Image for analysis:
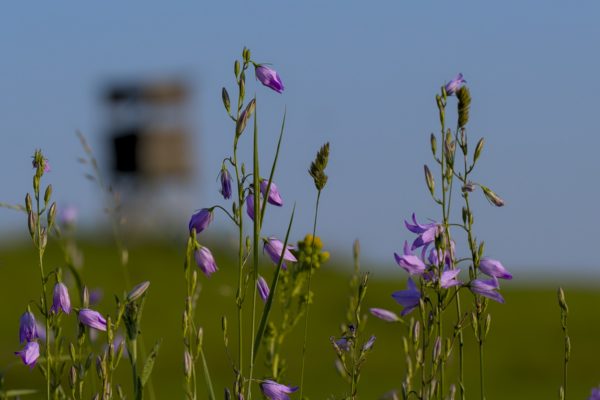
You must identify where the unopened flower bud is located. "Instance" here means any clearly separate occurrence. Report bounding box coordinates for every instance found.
[25,193,32,214]
[222,87,231,113]
[27,211,35,238]
[424,165,435,196]
[184,350,193,378]
[235,99,255,137]
[481,186,504,207]
[473,138,485,163]
[557,287,568,313]
[196,327,204,348]
[69,366,77,388]
[44,185,52,205]
[430,133,437,157]
[40,228,47,249]
[127,281,150,302]
[47,202,56,228]
[234,60,240,77]
[433,336,442,362]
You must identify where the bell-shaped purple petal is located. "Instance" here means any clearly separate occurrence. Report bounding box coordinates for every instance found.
[392,278,421,316]
[51,282,71,314]
[219,168,232,200]
[264,237,297,269]
[260,179,284,206]
[362,335,376,351]
[440,269,461,288]
[370,308,400,322]
[257,275,270,303]
[470,277,504,303]
[404,213,436,234]
[394,241,426,275]
[255,65,284,94]
[195,246,218,277]
[188,208,213,234]
[15,341,40,369]
[19,311,38,343]
[479,258,512,280]
[411,225,438,250]
[259,380,298,400]
[78,309,107,331]
[334,337,351,352]
[445,73,466,95]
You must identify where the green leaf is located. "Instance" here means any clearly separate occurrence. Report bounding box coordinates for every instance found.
[141,340,162,387]
[2,389,38,397]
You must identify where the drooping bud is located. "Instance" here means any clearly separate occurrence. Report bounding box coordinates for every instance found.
[481,186,505,207]
[430,133,437,157]
[255,65,284,93]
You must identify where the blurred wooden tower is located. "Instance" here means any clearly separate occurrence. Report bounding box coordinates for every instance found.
[104,79,196,234]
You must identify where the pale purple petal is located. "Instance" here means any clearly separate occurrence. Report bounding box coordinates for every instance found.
[369,308,400,322]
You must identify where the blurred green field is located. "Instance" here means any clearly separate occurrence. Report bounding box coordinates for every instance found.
[1,238,599,399]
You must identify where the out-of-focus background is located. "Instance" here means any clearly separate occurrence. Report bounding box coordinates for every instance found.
[1,2,600,399]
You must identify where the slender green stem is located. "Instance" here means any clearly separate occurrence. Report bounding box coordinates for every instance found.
[252,206,295,361]
[232,138,245,394]
[35,192,51,400]
[199,346,216,400]
[479,337,485,400]
[299,190,322,397]
[247,105,260,400]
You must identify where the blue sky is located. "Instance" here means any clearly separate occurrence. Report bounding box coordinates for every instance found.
[1,2,599,275]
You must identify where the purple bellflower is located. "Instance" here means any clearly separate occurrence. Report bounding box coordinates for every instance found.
[255,65,284,94]
[588,385,600,400]
[260,380,298,400]
[15,341,40,369]
[394,241,426,276]
[405,213,439,251]
[257,275,270,303]
[445,73,466,95]
[246,194,264,221]
[470,277,504,303]
[260,179,284,206]
[19,311,38,343]
[59,205,78,226]
[195,246,218,277]
[89,288,103,306]
[219,168,232,200]
[369,308,400,322]
[189,208,213,234]
[440,268,461,288]
[264,237,297,269]
[334,337,351,352]
[78,309,107,331]
[392,278,421,316]
[479,257,512,280]
[51,282,71,314]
